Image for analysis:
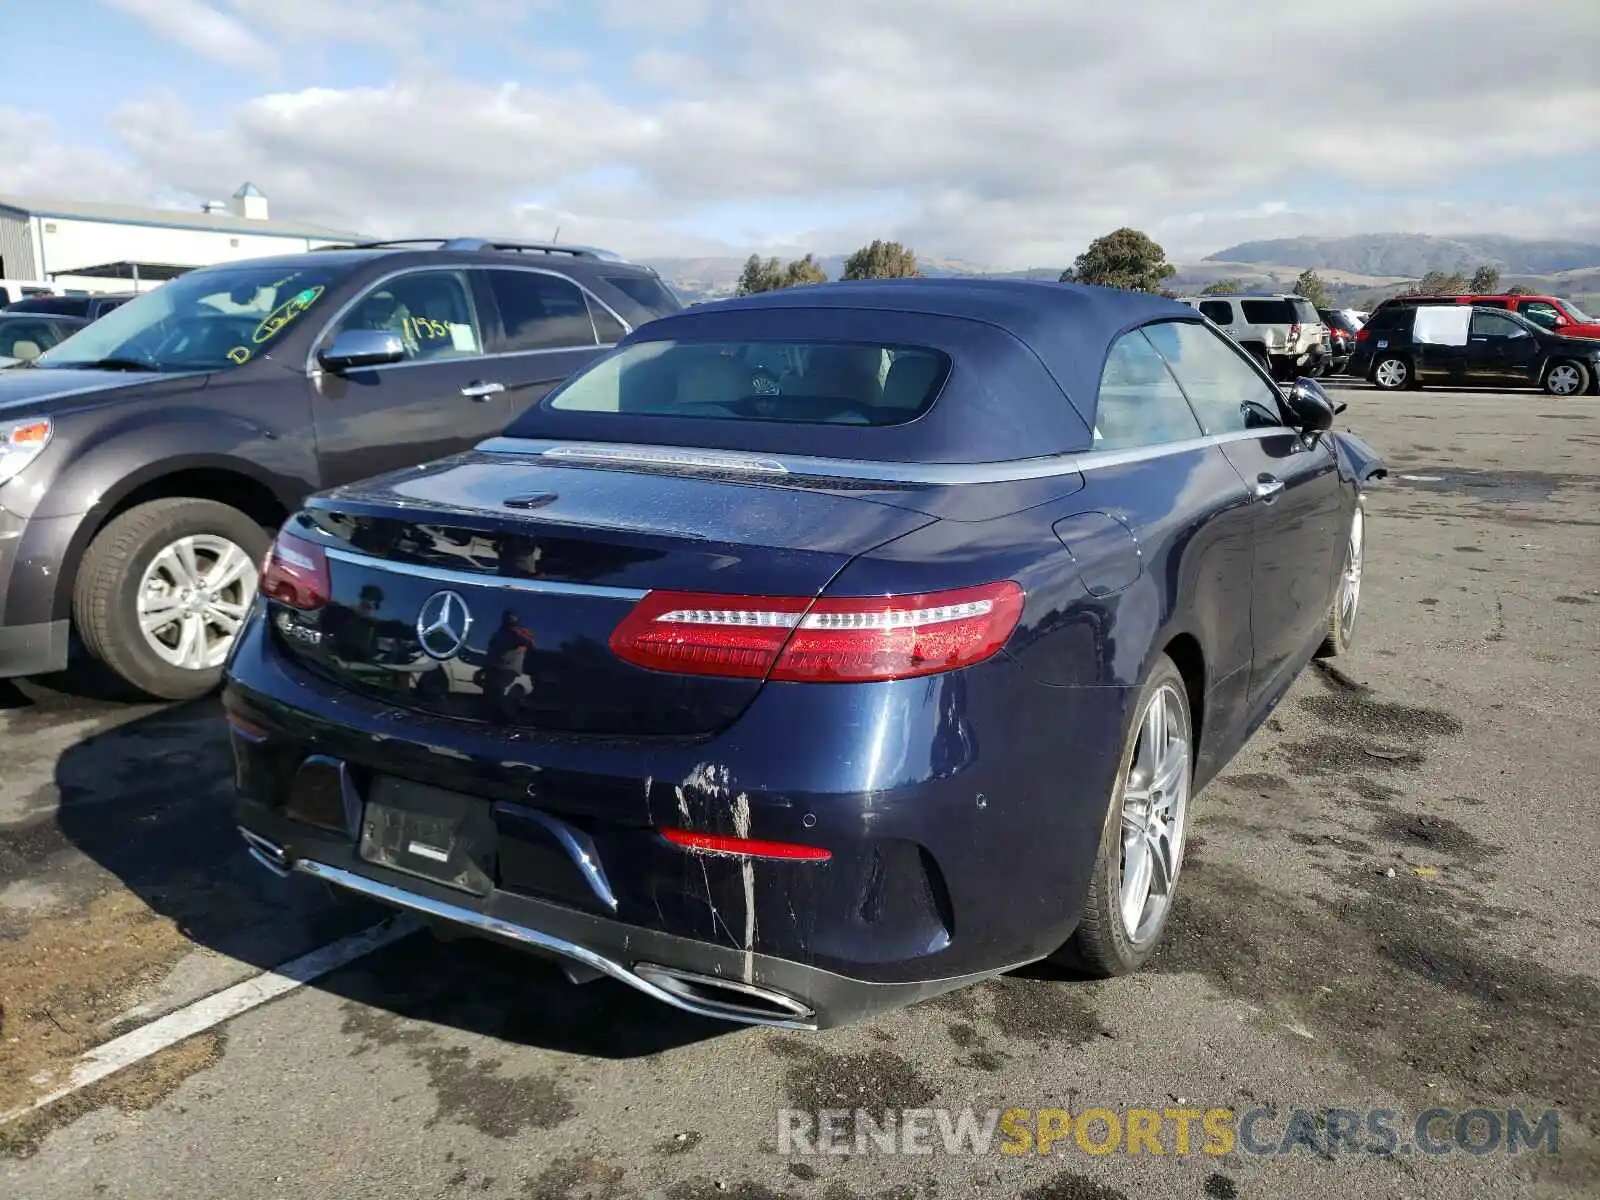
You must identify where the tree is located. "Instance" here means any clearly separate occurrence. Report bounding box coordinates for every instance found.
[1293,269,1331,309]
[736,254,785,296]
[1062,227,1176,293]
[782,253,828,287]
[1200,279,1243,295]
[1507,284,1536,296]
[841,240,918,281]
[1469,264,1501,294]
[1406,270,1468,296]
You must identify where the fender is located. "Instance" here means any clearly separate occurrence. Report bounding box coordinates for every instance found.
[19,409,316,625]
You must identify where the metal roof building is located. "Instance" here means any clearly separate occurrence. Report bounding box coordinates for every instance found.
[0,183,363,295]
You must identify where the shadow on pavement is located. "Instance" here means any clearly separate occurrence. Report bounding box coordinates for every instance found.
[50,695,728,1060]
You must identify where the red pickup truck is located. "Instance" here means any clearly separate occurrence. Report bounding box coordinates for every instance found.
[1370,293,1600,339]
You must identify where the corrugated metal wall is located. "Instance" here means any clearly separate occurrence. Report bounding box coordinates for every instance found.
[0,214,38,279]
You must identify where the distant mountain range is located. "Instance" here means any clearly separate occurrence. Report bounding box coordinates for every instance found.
[647,235,1600,306]
[1203,234,1600,277]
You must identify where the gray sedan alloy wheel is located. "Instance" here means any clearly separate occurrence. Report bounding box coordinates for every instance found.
[136,534,259,670]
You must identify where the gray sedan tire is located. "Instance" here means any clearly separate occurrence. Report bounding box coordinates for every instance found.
[73,497,269,701]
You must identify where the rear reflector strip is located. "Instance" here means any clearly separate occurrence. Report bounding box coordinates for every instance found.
[661,829,832,861]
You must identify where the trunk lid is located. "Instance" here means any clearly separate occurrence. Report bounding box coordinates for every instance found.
[274,453,937,736]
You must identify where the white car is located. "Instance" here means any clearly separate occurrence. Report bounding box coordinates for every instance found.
[1177,293,1332,380]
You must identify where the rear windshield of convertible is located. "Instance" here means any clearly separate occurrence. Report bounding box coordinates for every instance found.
[536,339,950,427]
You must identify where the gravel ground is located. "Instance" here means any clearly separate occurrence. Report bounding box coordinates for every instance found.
[1,385,1597,1200]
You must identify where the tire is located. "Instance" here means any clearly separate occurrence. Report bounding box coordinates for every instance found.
[1316,502,1365,659]
[1371,355,1411,391]
[1245,346,1271,376]
[72,498,270,701]
[1060,654,1194,976]
[1543,359,1590,398]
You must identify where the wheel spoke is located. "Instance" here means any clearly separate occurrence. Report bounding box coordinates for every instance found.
[206,544,252,592]
[172,538,203,589]
[1120,837,1152,934]
[172,614,205,668]
[206,606,242,636]
[1151,741,1188,800]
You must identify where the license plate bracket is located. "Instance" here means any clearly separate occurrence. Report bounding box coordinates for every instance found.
[358,776,496,896]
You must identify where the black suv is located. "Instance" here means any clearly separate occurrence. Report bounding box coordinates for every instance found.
[1350,303,1600,396]
[0,238,680,698]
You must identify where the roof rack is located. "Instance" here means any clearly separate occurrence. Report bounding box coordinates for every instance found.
[316,237,630,263]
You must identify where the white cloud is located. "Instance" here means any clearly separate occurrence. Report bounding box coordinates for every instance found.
[26,1,1600,263]
[107,0,278,74]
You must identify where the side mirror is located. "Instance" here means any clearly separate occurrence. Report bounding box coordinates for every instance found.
[1284,377,1335,433]
[1554,314,1571,327]
[317,329,404,373]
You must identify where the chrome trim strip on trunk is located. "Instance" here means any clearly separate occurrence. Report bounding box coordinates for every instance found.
[323,548,649,601]
[291,859,819,1030]
[476,428,1294,487]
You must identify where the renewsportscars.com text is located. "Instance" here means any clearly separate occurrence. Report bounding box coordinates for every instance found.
[777,1106,1560,1159]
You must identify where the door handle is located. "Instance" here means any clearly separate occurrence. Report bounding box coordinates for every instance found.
[1253,475,1285,502]
[460,381,506,399]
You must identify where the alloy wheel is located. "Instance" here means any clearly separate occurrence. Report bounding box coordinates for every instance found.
[1339,506,1365,640]
[1374,359,1406,389]
[136,534,258,670]
[1547,364,1583,396]
[1118,682,1192,944]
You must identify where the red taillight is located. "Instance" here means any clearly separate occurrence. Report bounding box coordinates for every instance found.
[608,581,1024,683]
[1356,327,1370,342]
[261,528,330,611]
[661,828,832,861]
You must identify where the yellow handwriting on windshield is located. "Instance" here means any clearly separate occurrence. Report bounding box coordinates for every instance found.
[226,346,251,365]
[252,285,326,345]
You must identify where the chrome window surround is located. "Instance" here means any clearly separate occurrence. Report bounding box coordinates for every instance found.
[476,425,1305,487]
[304,263,633,376]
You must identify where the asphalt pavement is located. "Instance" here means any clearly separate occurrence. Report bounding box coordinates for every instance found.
[2,385,1597,1199]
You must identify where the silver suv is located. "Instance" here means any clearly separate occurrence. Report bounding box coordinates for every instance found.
[1178,293,1330,381]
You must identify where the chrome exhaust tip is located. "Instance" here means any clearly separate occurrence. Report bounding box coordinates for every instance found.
[239,827,291,878]
[633,963,816,1025]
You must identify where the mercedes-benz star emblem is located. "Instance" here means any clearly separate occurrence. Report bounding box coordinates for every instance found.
[416,590,472,660]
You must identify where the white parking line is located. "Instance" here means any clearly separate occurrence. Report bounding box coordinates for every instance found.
[1,914,422,1125]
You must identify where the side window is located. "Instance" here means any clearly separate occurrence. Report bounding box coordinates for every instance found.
[1198,300,1233,325]
[333,270,481,361]
[587,295,626,344]
[1146,320,1285,435]
[1518,301,1560,328]
[1092,329,1204,450]
[486,270,598,352]
[1470,310,1528,339]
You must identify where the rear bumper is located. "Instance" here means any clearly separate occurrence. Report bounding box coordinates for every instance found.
[223,606,1134,1027]
[235,815,1014,1029]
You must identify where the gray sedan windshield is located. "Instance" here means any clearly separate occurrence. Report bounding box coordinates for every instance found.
[34,265,340,373]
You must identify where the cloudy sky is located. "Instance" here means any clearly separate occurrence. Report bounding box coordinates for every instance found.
[2,0,1597,267]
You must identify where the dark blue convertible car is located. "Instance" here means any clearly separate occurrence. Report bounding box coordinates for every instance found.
[223,279,1384,1029]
